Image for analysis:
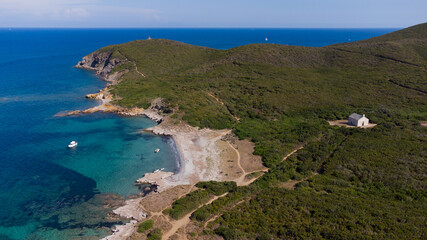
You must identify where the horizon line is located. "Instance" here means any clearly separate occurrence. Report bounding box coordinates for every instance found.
[0,26,402,30]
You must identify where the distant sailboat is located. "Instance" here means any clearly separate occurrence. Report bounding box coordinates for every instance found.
[68,141,78,148]
[265,37,268,41]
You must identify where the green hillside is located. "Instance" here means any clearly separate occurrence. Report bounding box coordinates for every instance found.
[103,25,426,128]
[87,23,426,239]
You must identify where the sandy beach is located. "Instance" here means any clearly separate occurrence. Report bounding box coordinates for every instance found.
[98,110,264,239]
[60,94,264,239]
[66,55,264,239]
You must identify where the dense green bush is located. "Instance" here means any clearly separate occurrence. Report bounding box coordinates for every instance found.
[137,219,154,233]
[208,122,427,239]
[195,181,237,195]
[191,186,255,222]
[214,227,247,240]
[167,189,212,220]
[147,228,162,240]
[87,24,427,239]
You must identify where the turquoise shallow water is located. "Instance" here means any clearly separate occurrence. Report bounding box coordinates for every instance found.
[0,28,397,240]
[32,114,179,196]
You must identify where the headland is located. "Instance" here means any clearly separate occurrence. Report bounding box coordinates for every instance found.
[66,49,265,240]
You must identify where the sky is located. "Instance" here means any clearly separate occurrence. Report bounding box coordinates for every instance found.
[0,0,426,28]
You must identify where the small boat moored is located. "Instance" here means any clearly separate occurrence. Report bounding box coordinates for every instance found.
[155,148,160,153]
[153,168,165,173]
[68,141,78,148]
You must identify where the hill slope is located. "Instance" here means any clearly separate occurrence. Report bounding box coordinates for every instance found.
[83,24,426,129]
[78,23,427,239]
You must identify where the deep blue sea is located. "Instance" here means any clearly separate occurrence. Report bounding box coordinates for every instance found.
[0,28,397,240]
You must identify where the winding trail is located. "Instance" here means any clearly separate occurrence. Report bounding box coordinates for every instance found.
[281,146,304,163]
[281,173,319,189]
[203,199,246,228]
[117,50,145,78]
[280,136,349,189]
[162,193,228,240]
[140,145,306,239]
[134,64,145,77]
[206,92,240,122]
[228,142,268,186]
[198,145,306,230]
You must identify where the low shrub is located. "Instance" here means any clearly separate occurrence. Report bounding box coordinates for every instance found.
[137,219,154,233]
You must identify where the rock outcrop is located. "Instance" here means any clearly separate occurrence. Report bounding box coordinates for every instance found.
[74,51,124,82]
[68,51,170,119]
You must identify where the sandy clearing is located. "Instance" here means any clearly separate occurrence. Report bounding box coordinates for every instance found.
[328,120,377,128]
[234,139,264,173]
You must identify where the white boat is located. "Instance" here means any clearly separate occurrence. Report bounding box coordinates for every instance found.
[265,37,268,41]
[68,141,78,148]
[155,148,160,153]
[153,168,165,173]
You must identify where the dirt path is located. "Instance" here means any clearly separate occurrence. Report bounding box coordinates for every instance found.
[228,144,304,187]
[227,142,245,186]
[280,136,348,189]
[281,146,304,163]
[140,146,304,239]
[280,173,318,189]
[201,146,305,229]
[206,92,240,122]
[203,199,245,228]
[117,50,145,78]
[228,141,268,186]
[162,193,228,240]
[134,64,145,77]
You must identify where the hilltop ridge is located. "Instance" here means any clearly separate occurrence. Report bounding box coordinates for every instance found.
[76,23,426,239]
[77,23,426,128]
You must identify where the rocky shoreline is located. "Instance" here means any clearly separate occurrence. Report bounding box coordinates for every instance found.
[58,50,165,119]
[62,51,168,240]
[69,50,262,240]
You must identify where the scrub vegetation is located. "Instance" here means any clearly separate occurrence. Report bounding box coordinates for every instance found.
[137,219,154,233]
[93,23,426,238]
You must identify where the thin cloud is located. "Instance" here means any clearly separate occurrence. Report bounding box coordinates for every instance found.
[88,5,160,20]
[0,0,160,26]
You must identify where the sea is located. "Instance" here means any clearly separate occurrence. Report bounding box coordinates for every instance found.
[0,28,397,240]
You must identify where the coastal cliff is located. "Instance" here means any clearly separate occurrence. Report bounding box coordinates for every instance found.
[65,49,147,117]
[74,51,125,83]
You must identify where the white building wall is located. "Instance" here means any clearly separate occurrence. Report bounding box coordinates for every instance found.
[357,117,369,127]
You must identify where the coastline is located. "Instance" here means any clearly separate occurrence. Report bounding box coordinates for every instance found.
[69,51,264,240]
[100,110,264,239]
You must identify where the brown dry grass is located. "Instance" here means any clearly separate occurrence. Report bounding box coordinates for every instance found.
[235,139,264,173]
[139,185,193,214]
